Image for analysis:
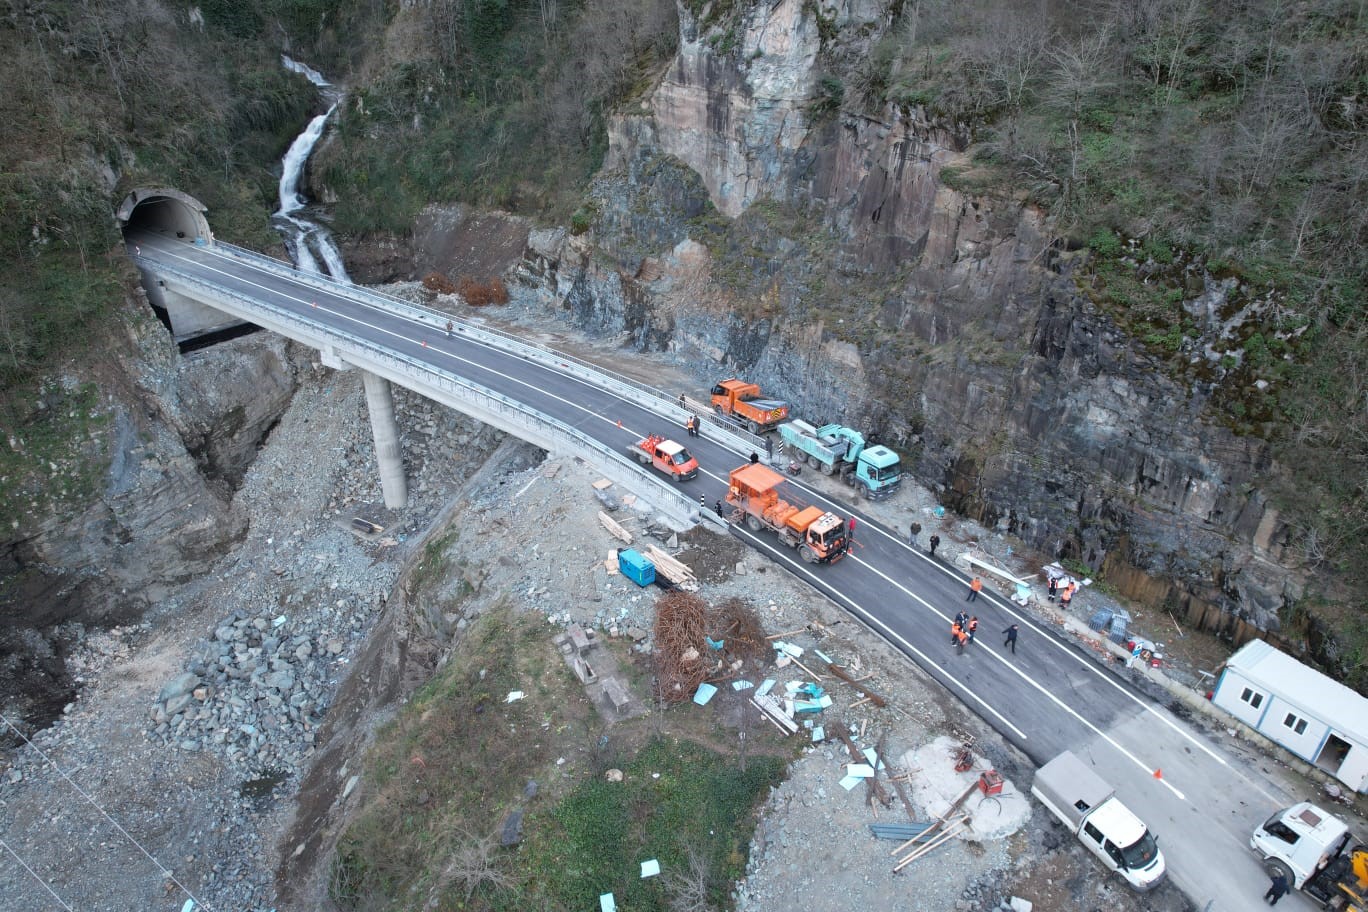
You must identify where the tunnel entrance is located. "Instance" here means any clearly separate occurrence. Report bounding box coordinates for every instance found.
[116,187,213,242]
[117,188,256,348]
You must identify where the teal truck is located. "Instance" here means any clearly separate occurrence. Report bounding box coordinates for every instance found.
[777,420,901,499]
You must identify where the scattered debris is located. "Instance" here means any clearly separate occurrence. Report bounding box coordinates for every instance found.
[644,545,698,590]
[692,682,718,705]
[639,859,660,878]
[654,592,711,702]
[504,691,525,703]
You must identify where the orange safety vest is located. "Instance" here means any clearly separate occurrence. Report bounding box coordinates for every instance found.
[970,578,982,592]
[968,618,978,633]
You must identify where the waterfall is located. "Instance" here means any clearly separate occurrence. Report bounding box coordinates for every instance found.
[273,56,350,283]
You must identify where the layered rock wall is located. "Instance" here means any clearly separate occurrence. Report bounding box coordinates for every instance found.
[519,0,1303,633]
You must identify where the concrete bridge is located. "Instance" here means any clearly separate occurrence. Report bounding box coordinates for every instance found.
[119,187,767,521]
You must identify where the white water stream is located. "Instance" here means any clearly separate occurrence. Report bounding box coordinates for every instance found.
[274,56,350,283]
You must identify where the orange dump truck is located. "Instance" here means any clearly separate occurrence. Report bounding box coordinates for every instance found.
[725,463,849,563]
[627,434,699,481]
[710,378,790,433]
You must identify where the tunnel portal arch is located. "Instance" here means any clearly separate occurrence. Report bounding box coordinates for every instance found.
[116,188,213,243]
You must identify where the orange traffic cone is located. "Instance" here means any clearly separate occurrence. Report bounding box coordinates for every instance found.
[1153,768,1163,780]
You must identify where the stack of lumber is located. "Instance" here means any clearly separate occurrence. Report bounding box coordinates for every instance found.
[598,511,632,544]
[644,545,698,591]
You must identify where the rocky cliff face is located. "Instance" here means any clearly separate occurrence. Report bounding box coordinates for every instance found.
[0,300,299,734]
[515,0,1304,636]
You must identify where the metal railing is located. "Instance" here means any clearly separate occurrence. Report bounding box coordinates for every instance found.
[208,241,769,455]
[145,257,711,526]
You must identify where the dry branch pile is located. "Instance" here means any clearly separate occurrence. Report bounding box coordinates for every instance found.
[654,592,710,703]
[711,598,767,669]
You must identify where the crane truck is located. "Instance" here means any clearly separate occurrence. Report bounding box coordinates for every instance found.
[627,434,699,481]
[710,379,790,433]
[777,420,901,499]
[1252,802,1368,909]
[725,462,849,563]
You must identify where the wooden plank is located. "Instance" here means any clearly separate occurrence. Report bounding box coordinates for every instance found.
[598,511,632,544]
[893,817,970,871]
[827,662,888,707]
[592,478,613,490]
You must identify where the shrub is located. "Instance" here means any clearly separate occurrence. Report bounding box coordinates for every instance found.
[456,276,511,307]
[422,272,457,295]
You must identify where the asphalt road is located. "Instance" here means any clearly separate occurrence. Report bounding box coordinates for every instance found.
[133,232,1324,911]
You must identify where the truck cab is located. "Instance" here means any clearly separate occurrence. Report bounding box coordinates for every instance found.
[1078,800,1165,890]
[854,444,901,497]
[1251,802,1353,890]
[793,510,848,563]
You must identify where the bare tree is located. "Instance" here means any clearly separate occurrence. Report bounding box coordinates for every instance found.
[432,828,513,903]
[666,847,718,912]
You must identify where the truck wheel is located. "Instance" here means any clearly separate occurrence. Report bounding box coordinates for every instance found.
[820,461,835,476]
[746,515,763,533]
[637,452,649,465]
[862,485,874,500]
[806,453,819,467]
[799,545,817,563]
[1262,859,1293,886]
[748,420,761,434]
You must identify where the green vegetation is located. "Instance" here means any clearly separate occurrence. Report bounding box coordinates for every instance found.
[316,0,680,233]
[0,382,112,523]
[0,2,342,394]
[329,605,788,911]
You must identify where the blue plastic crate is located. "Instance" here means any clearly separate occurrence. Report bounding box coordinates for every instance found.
[1088,609,1114,632]
[617,549,656,587]
[1109,609,1131,644]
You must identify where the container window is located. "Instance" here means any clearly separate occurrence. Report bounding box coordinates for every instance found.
[1283,713,1308,735]
[1240,687,1264,709]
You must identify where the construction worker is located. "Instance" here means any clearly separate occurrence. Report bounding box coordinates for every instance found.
[929,533,940,556]
[966,576,982,602]
[1061,582,1076,609]
[951,622,968,653]
[967,616,979,643]
[954,609,969,631]
[714,499,724,518]
[1047,576,1058,601]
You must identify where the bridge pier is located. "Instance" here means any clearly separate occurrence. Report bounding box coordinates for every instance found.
[361,371,408,510]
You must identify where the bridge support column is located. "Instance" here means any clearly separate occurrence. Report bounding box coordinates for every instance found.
[361,371,408,510]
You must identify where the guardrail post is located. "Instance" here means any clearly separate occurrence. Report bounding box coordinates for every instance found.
[361,371,408,510]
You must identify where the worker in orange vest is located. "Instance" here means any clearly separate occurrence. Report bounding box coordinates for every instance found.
[951,622,968,653]
[966,576,982,602]
[967,616,979,643]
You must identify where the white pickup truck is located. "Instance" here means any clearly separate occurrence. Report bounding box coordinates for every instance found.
[1031,751,1167,891]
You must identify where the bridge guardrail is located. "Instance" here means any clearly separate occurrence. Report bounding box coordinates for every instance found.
[209,241,770,457]
[148,259,714,527]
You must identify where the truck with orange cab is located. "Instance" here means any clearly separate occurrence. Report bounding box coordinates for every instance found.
[710,379,790,433]
[627,434,699,481]
[725,463,849,563]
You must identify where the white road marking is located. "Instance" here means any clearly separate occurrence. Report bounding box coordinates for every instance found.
[727,525,1029,740]
[775,465,1227,768]
[850,553,1187,799]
